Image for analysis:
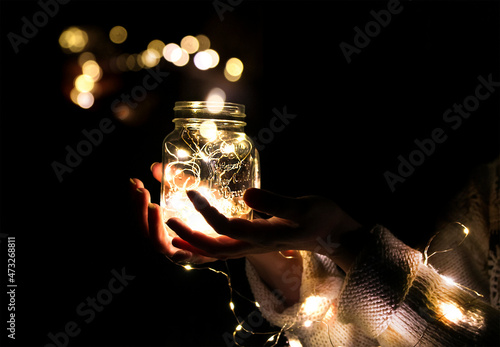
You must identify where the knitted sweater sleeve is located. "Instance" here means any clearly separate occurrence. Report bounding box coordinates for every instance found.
[245,159,500,346]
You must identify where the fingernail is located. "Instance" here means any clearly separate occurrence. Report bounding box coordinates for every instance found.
[150,162,158,172]
[130,178,137,186]
[148,203,156,210]
[136,188,144,194]
[186,190,208,210]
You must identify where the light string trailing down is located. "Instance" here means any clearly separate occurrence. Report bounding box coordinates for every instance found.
[423,221,470,266]
[165,251,339,347]
[414,222,487,347]
[163,256,290,346]
[166,221,482,347]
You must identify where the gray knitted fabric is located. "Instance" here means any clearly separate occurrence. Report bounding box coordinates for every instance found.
[246,159,499,346]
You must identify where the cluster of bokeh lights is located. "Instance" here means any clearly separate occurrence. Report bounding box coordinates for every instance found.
[60,25,244,110]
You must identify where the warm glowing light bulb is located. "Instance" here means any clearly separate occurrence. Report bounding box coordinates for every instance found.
[183,264,193,271]
[177,149,190,158]
[303,320,313,328]
[229,302,235,310]
[235,324,242,331]
[439,302,464,323]
[303,295,323,316]
[442,275,456,286]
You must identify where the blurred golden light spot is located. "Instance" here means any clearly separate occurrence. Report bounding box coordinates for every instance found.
[69,88,80,104]
[206,88,226,113]
[163,43,181,62]
[126,54,141,71]
[59,27,88,53]
[78,52,96,66]
[200,120,218,140]
[109,26,127,44]
[147,39,165,56]
[82,60,102,81]
[180,35,199,54]
[76,92,94,109]
[173,48,189,67]
[225,57,244,77]
[196,34,210,51]
[194,51,212,70]
[136,53,145,69]
[114,104,131,121]
[116,53,129,72]
[141,49,161,68]
[206,49,219,68]
[224,68,241,82]
[74,74,95,93]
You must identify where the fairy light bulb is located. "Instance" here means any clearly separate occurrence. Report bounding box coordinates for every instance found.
[161,101,260,236]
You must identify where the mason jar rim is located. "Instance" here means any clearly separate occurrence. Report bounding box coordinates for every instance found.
[173,101,246,119]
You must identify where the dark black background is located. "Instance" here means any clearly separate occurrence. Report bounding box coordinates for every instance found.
[1,0,499,346]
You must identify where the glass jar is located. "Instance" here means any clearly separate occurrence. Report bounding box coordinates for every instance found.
[161,101,260,237]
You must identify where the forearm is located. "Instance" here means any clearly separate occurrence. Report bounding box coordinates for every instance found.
[246,251,303,308]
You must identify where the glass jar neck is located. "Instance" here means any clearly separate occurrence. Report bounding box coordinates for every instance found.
[173,101,246,122]
[173,118,246,132]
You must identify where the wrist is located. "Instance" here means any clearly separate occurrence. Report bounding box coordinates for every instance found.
[326,225,372,272]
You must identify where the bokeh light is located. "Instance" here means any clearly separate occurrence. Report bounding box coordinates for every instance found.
[196,34,211,51]
[206,87,226,113]
[224,57,243,82]
[59,27,88,52]
[224,58,243,82]
[82,60,102,81]
[74,74,95,93]
[141,49,161,68]
[147,39,165,56]
[225,57,244,76]
[206,49,219,68]
[194,51,212,70]
[180,35,199,54]
[109,26,128,44]
[78,52,96,67]
[76,92,95,109]
[163,43,181,62]
[173,48,189,67]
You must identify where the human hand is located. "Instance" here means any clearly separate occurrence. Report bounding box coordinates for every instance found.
[168,187,364,271]
[130,163,217,264]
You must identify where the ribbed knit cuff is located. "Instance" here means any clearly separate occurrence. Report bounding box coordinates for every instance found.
[337,225,423,338]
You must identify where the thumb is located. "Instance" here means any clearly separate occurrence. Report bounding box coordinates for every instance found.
[243,188,304,220]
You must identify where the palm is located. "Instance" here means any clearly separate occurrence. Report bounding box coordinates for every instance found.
[168,190,352,259]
